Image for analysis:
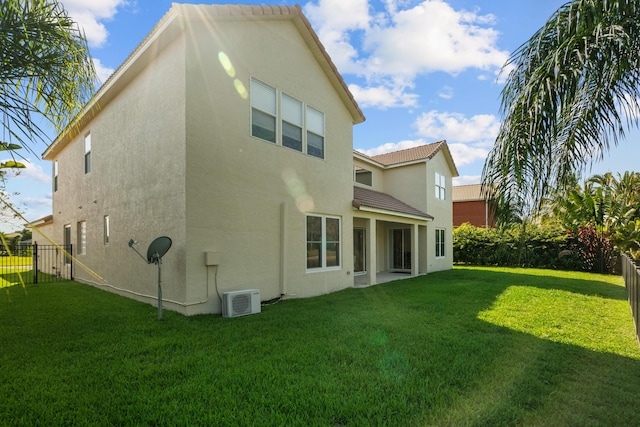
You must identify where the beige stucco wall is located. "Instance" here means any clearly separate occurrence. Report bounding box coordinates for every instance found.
[424,152,454,272]
[181,17,356,314]
[367,153,455,273]
[46,33,189,311]
[383,163,428,212]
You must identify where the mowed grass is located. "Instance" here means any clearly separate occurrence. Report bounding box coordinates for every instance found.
[0,256,33,288]
[1,266,639,426]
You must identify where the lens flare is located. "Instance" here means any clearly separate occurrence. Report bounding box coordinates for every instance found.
[282,168,315,212]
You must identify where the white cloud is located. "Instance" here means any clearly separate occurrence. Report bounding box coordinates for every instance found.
[414,110,500,144]
[348,83,418,109]
[438,85,454,100]
[453,175,482,186]
[93,58,115,84]
[447,142,489,167]
[21,197,52,208]
[304,0,370,75]
[3,159,50,183]
[363,1,507,78]
[305,0,509,109]
[61,0,128,48]
[357,139,431,156]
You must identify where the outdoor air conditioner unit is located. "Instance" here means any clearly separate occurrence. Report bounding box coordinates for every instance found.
[222,289,261,318]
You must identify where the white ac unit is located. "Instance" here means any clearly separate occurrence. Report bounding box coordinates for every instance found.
[222,289,261,318]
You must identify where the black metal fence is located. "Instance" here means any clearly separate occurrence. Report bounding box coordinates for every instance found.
[0,244,73,286]
[620,253,640,346]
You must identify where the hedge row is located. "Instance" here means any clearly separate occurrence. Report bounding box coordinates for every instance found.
[453,223,586,271]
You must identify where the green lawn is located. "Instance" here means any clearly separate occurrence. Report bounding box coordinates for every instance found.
[1,266,639,426]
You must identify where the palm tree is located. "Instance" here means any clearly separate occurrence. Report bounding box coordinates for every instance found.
[483,0,640,221]
[0,0,96,157]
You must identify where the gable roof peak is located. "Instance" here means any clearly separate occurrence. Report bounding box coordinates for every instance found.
[369,140,446,166]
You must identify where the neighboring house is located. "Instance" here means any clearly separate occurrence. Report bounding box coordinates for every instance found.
[31,4,457,315]
[452,184,495,228]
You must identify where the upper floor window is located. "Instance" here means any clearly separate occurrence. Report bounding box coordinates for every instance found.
[282,94,303,152]
[53,161,58,192]
[435,172,446,200]
[306,106,325,159]
[84,133,92,174]
[251,77,325,159]
[354,166,372,186]
[250,79,276,143]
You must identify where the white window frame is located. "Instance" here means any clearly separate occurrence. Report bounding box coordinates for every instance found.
[435,228,445,258]
[77,221,87,255]
[306,214,341,272]
[104,215,110,246]
[250,79,277,143]
[435,172,446,200]
[64,224,71,264]
[53,161,58,192]
[250,77,325,159]
[84,133,92,174]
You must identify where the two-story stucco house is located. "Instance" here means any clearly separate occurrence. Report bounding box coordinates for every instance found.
[352,143,458,287]
[32,4,457,315]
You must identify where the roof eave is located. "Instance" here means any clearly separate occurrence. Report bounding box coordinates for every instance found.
[352,205,433,222]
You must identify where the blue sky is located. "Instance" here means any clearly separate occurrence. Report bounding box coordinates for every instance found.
[7,0,640,232]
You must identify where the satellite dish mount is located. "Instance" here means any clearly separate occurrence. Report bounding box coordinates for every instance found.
[128,236,172,320]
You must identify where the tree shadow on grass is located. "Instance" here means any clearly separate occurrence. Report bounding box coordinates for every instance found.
[356,268,640,424]
[1,270,639,426]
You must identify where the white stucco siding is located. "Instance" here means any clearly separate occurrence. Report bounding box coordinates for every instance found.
[49,34,189,310]
[182,18,356,313]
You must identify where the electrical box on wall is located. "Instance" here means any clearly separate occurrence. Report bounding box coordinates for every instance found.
[204,251,220,266]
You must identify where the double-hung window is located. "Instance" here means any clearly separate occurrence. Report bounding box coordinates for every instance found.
[435,172,446,200]
[306,215,341,271]
[251,78,325,159]
[282,94,303,152]
[251,79,277,143]
[306,106,325,159]
[435,228,445,258]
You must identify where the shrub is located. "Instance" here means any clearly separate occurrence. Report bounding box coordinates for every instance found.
[453,223,584,271]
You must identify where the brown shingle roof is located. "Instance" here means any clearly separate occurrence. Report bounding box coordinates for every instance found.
[353,186,433,220]
[369,141,445,166]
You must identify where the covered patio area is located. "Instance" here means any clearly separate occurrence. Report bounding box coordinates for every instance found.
[353,271,418,287]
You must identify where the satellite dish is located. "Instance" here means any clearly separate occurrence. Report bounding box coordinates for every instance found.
[147,236,172,264]
[128,235,173,320]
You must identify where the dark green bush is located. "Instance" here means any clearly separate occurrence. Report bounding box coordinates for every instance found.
[453,223,584,271]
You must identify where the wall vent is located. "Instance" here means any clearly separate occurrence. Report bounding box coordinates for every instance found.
[222,289,261,318]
